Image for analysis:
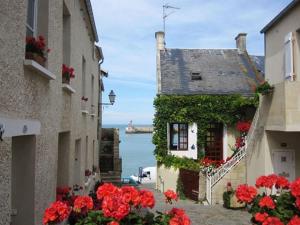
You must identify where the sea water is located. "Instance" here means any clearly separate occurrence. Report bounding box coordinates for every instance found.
[103,124,156,178]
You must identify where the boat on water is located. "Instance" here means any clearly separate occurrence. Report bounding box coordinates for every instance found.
[130,166,156,184]
[125,120,153,134]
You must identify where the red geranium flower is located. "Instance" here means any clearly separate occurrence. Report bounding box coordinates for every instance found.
[121,186,140,207]
[164,189,178,204]
[139,189,155,208]
[235,184,257,203]
[108,221,120,225]
[97,183,119,200]
[43,201,70,225]
[255,212,269,223]
[262,217,284,225]
[275,176,289,189]
[256,174,278,189]
[259,196,276,209]
[296,197,300,210]
[73,196,93,212]
[168,208,191,225]
[288,216,300,225]
[102,194,130,221]
[236,121,251,133]
[290,178,300,197]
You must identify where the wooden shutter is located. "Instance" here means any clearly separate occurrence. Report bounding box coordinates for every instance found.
[284,32,294,80]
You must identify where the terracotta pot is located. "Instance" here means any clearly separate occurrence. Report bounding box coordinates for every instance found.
[229,194,246,209]
[25,52,46,67]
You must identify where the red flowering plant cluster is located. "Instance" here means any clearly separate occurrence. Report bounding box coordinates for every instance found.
[230,121,252,155]
[200,156,232,174]
[26,36,50,58]
[43,184,191,225]
[62,64,75,84]
[56,186,77,207]
[235,174,300,225]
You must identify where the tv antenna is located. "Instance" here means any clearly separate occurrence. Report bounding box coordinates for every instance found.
[163,3,180,34]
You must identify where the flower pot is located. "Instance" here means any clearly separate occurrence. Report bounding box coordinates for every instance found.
[62,74,70,84]
[229,194,246,209]
[25,52,46,67]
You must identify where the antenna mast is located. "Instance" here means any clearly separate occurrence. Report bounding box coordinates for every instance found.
[163,3,180,34]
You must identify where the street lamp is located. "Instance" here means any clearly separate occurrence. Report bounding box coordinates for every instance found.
[101,90,116,105]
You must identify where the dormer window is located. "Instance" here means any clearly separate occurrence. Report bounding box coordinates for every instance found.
[191,72,202,81]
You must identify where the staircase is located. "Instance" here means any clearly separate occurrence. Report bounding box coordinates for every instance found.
[205,104,261,204]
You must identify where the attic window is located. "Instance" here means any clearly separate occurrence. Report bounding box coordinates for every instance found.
[191,72,202,81]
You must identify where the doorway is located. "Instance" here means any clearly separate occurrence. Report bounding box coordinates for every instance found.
[11,135,35,225]
[74,139,82,185]
[205,123,223,160]
[273,150,295,181]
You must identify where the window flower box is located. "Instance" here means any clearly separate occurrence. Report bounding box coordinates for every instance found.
[62,64,75,84]
[25,36,50,67]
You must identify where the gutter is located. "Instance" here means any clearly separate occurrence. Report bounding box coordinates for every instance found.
[85,0,99,42]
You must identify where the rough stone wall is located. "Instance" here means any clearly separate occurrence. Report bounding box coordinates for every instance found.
[0,0,100,224]
[211,158,246,205]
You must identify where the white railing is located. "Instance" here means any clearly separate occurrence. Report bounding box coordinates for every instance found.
[205,106,260,204]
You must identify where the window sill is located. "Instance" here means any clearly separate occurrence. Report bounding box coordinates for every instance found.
[90,113,96,117]
[62,84,76,94]
[24,59,56,80]
[81,110,89,115]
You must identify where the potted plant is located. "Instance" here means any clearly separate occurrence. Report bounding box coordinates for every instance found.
[236,174,300,225]
[62,64,75,84]
[255,81,274,95]
[43,184,191,225]
[223,182,246,209]
[25,36,50,66]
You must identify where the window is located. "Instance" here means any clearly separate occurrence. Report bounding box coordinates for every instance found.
[284,32,294,80]
[26,0,37,36]
[191,72,202,81]
[169,123,188,150]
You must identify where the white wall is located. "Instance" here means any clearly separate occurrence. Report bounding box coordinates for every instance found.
[170,123,198,159]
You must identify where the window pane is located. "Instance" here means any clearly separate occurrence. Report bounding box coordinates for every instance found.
[27,0,35,29]
[171,124,178,148]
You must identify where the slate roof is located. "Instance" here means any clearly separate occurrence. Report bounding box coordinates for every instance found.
[159,48,264,96]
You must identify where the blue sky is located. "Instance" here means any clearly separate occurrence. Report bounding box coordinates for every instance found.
[91,0,291,125]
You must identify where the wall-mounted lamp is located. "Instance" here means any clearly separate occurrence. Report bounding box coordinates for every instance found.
[191,144,195,150]
[101,90,116,105]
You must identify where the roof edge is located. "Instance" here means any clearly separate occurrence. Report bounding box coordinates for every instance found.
[85,0,99,42]
[261,0,300,33]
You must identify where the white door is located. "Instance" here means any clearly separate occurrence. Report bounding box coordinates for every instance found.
[273,150,295,181]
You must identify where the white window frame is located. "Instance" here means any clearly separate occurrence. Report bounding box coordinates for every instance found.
[26,0,38,36]
[284,32,295,81]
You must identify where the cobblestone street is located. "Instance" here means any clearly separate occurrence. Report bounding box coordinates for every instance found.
[141,184,252,225]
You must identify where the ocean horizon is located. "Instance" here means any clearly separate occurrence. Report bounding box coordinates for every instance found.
[102,124,156,178]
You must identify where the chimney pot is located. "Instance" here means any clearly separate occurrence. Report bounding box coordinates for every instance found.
[235,33,247,52]
[155,31,165,50]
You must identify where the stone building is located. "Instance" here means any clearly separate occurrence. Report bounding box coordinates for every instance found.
[0,0,103,224]
[99,128,122,184]
[247,0,300,185]
[154,31,264,204]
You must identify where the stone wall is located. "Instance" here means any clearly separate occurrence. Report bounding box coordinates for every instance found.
[0,0,101,224]
[211,158,246,204]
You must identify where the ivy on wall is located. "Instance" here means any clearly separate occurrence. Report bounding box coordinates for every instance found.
[153,94,258,171]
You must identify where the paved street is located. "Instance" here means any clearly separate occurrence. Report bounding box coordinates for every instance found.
[141,184,252,225]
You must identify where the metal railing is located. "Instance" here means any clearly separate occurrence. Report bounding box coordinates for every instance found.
[205,106,260,204]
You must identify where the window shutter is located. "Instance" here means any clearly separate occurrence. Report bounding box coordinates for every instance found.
[167,123,170,150]
[284,32,294,80]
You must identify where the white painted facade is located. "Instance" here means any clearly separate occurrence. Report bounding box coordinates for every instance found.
[168,123,198,159]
